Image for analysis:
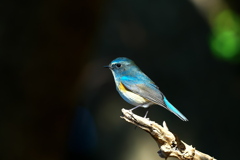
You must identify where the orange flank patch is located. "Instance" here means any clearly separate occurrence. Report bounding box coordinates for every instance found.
[118,82,129,92]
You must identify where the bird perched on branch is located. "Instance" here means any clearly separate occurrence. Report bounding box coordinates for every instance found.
[105,57,188,121]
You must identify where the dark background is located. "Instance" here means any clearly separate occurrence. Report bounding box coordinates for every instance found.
[1,0,240,160]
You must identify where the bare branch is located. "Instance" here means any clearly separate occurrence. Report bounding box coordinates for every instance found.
[120,108,216,160]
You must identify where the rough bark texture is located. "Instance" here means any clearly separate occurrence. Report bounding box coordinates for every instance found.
[121,108,216,160]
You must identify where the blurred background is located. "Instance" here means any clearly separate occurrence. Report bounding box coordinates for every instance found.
[1,0,240,160]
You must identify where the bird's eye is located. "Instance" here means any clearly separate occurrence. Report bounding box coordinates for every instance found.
[116,63,122,68]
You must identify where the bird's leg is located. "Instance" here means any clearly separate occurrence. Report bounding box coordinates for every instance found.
[129,105,141,112]
[129,105,142,122]
[143,109,149,118]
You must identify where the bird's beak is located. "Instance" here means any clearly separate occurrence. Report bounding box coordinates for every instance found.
[104,65,110,68]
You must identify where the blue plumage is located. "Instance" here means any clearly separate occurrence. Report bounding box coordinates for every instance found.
[163,97,188,121]
[105,57,188,121]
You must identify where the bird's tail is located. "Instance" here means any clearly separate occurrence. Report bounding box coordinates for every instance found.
[163,97,188,121]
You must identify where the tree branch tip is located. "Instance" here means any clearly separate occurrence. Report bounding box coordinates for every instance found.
[163,121,169,130]
[120,108,216,160]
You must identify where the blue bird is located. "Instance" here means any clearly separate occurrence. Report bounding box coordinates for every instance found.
[105,57,188,121]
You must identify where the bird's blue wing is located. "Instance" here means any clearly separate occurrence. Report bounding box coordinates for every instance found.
[121,76,188,121]
[120,76,166,107]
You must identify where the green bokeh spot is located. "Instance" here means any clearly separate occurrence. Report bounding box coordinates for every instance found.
[210,9,240,61]
[211,31,239,59]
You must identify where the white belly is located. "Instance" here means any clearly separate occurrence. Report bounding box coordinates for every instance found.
[120,89,147,106]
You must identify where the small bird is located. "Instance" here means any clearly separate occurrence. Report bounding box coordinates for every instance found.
[105,57,188,121]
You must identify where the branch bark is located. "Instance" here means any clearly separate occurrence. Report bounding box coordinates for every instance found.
[120,108,216,160]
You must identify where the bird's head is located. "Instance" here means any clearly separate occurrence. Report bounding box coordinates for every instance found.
[104,57,137,75]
